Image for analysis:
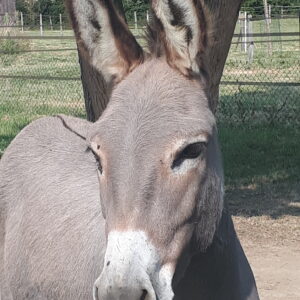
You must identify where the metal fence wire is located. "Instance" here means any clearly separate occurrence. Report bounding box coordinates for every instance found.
[218,59,300,126]
[0,15,299,132]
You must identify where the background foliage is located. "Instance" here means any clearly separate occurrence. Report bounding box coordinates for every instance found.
[242,0,300,15]
[16,0,65,20]
[122,0,149,21]
[15,0,299,21]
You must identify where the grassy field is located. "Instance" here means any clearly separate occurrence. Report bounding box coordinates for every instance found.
[219,125,300,186]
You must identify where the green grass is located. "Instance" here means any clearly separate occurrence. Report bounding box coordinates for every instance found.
[219,125,300,187]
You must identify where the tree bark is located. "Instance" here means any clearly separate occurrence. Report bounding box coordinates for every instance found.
[78,0,243,120]
[0,0,16,24]
[0,0,16,14]
[78,52,110,122]
[200,0,243,113]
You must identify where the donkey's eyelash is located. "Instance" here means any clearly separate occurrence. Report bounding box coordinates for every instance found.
[95,156,103,174]
[89,148,103,174]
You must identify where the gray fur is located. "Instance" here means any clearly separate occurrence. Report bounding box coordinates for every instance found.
[0,116,105,299]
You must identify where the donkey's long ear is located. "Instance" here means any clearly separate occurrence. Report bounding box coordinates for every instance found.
[148,0,207,78]
[66,0,144,83]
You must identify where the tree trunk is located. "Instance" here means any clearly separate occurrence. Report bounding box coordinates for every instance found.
[200,0,243,113]
[78,0,243,120]
[0,0,16,14]
[0,0,16,24]
[263,0,273,56]
[78,52,110,122]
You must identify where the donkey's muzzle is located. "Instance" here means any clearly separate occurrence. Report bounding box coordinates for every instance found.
[93,230,174,300]
[93,277,156,300]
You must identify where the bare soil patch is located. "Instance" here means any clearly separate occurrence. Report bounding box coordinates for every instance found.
[226,182,300,300]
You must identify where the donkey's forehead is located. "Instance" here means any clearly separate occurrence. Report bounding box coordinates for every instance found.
[113,59,208,107]
[93,59,214,143]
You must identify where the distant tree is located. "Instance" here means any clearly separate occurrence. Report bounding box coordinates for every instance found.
[32,0,65,16]
[48,0,65,16]
[32,0,52,15]
[16,0,65,17]
[16,0,29,14]
[242,0,264,15]
[242,0,300,15]
[123,0,149,21]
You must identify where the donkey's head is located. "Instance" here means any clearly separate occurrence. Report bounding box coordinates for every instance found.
[67,0,223,299]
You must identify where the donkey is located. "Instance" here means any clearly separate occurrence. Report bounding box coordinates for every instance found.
[0,0,259,299]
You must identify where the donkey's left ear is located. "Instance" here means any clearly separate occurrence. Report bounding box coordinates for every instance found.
[149,0,207,77]
[66,0,144,84]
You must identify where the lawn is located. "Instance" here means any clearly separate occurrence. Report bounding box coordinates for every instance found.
[219,125,300,186]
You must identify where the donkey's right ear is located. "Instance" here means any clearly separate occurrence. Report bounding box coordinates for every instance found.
[66,0,144,84]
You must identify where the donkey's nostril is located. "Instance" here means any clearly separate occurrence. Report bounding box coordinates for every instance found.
[140,289,148,300]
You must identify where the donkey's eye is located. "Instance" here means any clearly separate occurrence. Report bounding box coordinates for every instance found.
[171,142,206,169]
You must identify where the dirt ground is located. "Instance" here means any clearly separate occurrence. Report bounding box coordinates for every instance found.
[227,182,300,300]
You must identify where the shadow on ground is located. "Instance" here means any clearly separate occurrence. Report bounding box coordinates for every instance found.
[219,123,300,219]
[226,182,300,218]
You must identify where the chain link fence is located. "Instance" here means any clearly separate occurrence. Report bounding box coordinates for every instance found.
[0,46,84,115]
[0,15,299,153]
[217,13,300,126]
[217,58,300,126]
[0,31,85,118]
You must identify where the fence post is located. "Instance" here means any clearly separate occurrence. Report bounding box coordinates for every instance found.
[15,10,18,26]
[4,12,8,25]
[134,11,137,30]
[263,0,272,55]
[268,4,272,24]
[247,15,254,63]
[59,14,63,36]
[278,11,282,52]
[49,16,53,30]
[20,12,24,32]
[243,11,248,52]
[40,14,43,36]
[146,10,149,24]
